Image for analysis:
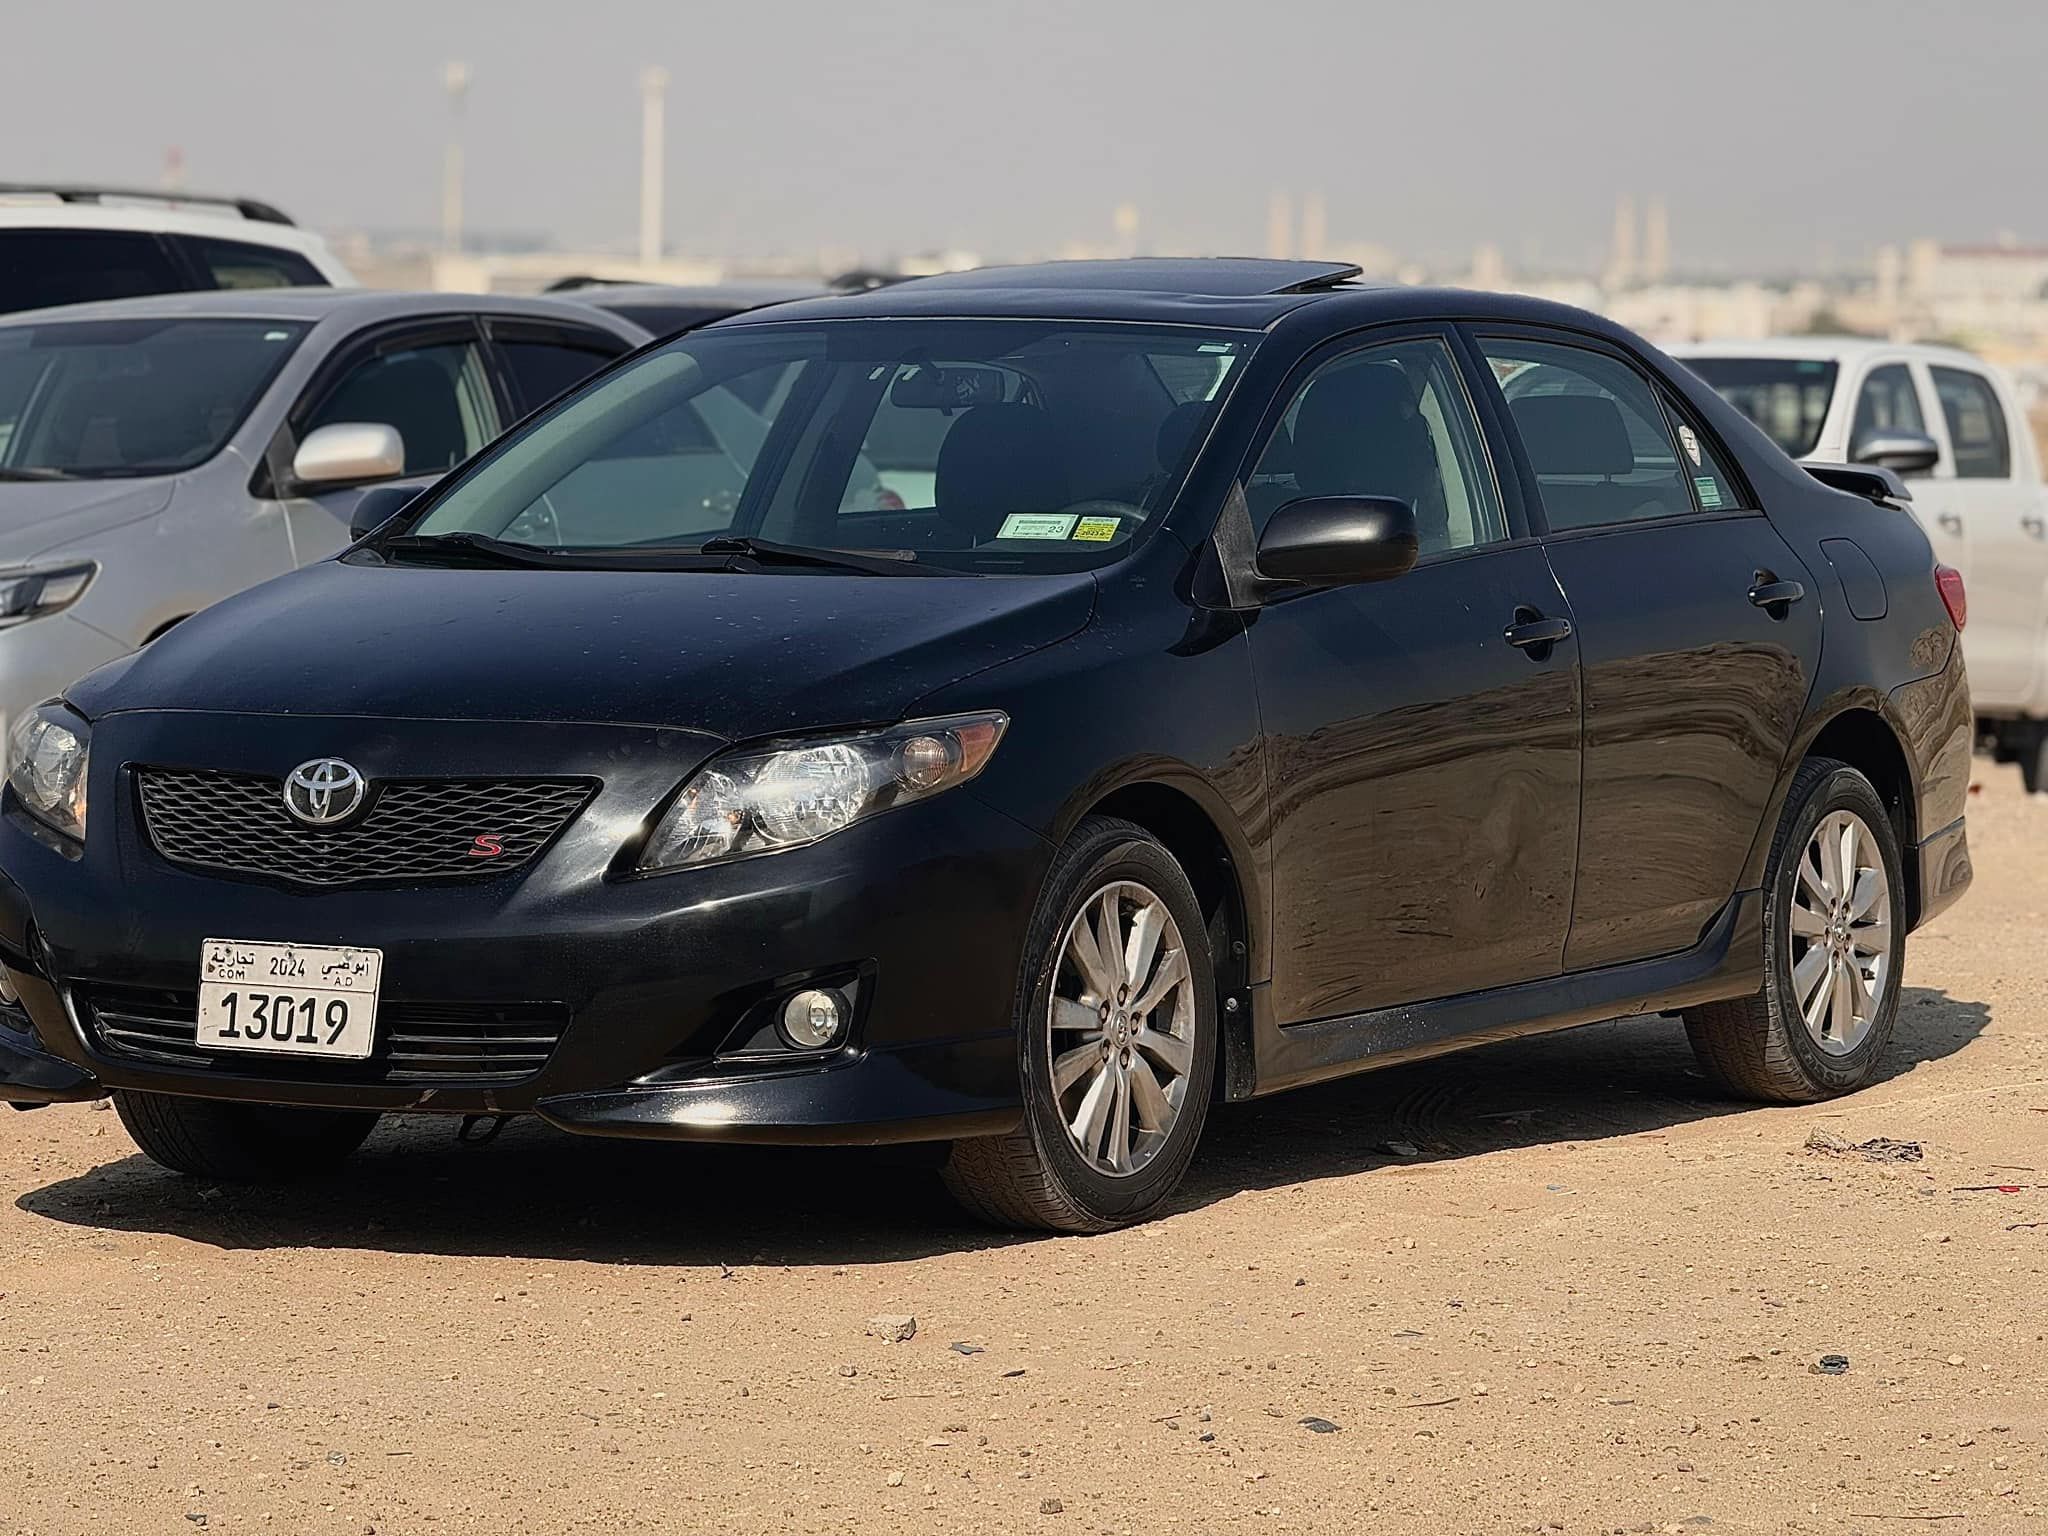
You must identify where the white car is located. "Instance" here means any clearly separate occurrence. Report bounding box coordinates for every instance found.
[1,184,354,316]
[1676,337,2048,791]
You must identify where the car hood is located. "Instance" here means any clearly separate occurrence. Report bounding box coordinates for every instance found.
[0,477,175,562]
[72,557,1098,740]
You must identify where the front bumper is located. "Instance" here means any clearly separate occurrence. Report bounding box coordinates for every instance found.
[0,709,1046,1144]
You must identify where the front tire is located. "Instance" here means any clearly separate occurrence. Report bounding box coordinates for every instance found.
[1683,757,1906,1102]
[113,1090,379,1180]
[942,817,1217,1232]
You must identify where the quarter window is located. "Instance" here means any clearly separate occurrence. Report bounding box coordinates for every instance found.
[1249,337,1507,557]
[303,339,499,476]
[184,237,323,291]
[1929,366,2011,479]
[1485,338,1694,530]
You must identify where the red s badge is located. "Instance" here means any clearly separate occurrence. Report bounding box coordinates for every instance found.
[469,834,505,858]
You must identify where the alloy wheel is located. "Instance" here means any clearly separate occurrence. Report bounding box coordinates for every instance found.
[1788,809,1893,1056]
[1046,880,1197,1177]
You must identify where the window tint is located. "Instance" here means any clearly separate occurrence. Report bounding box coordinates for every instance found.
[1849,363,1926,452]
[303,339,498,476]
[0,230,186,316]
[184,237,323,291]
[1685,357,1837,458]
[1249,337,1506,556]
[1930,366,2011,479]
[498,337,623,413]
[1486,339,1693,530]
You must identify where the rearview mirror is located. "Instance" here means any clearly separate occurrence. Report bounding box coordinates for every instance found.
[1255,496,1419,586]
[889,365,1006,410]
[293,422,406,489]
[1850,429,1939,478]
[347,483,424,543]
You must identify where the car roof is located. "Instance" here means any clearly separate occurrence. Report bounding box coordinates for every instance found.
[0,196,336,256]
[566,280,831,308]
[1670,335,1991,369]
[0,286,652,338]
[719,257,1655,343]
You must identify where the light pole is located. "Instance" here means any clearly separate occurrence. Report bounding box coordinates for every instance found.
[640,66,669,268]
[442,61,470,255]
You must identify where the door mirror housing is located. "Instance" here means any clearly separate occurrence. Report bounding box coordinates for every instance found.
[1850,429,1940,478]
[1255,496,1420,587]
[347,483,425,543]
[293,422,406,489]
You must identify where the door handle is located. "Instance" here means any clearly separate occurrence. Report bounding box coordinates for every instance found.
[1937,512,1964,537]
[1503,608,1573,657]
[1747,576,1806,616]
[2023,514,2046,540]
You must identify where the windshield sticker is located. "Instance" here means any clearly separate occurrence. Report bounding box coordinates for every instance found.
[997,513,1078,540]
[1678,425,1703,467]
[1071,516,1121,542]
[1694,475,1723,509]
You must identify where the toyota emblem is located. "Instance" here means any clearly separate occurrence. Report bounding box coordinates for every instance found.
[282,758,368,826]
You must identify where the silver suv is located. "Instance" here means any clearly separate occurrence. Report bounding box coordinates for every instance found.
[0,289,647,738]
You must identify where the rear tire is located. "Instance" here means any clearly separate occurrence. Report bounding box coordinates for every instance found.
[942,817,1217,1232]
[1683,757,1905,1102]
[112,1090,379,1180]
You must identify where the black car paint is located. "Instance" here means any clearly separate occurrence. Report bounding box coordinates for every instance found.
[0,274,1973,1141]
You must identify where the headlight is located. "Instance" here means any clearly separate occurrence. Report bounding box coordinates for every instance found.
[7,706,90,842]
[0,562,97,629]
[639,710,1007,872]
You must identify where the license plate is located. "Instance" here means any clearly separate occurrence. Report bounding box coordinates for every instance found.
[196,939,382,1060]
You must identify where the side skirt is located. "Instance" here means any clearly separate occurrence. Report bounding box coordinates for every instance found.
[1249,890,1765,1097]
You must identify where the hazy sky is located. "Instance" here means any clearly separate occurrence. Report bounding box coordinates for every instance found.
[6,0,2045,273]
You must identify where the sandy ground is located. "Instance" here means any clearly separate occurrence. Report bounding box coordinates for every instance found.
[2,768,2044,1536]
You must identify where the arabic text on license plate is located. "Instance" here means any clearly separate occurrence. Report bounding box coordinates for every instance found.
[196,939,382,1060]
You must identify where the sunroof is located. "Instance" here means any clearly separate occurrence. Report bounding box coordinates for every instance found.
[897,259,1364,297]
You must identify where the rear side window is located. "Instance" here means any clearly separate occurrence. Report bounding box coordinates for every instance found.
[0,230,186,315]
[1485,338,1693,531]
[1850,363,1926,450]
[183,237,323,291]
[498,336,625,414]
[1929,366,2011,479]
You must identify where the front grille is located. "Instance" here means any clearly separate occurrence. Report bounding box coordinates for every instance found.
[80,984,568,1083]
[136,768,594,887]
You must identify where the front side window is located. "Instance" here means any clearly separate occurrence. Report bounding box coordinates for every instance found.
[1684,356,1838,459]
[1850,363,1926,451]
[498,336,625,414]
[0,316,306,478]
[1930,365,2011,479]
[0,230,186,316]
[184,237,324,291]
[1488,338,1694,530]
[302,339,499,477]
[403,320,1253,573]
[1248,337,1506,557]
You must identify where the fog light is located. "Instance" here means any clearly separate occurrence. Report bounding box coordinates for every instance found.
[779,988,847,1050]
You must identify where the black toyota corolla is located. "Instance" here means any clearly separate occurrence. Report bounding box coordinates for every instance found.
[0,259,1974,1230]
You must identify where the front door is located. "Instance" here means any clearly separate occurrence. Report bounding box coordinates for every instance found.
[1481,329,1823,971]
[1245,332,1582,1025]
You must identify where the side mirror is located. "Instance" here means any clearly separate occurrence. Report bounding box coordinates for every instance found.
[1850,429,1940,478]
[1255,495,1419,587]
[293,422,406,489]
[348,483,425,542]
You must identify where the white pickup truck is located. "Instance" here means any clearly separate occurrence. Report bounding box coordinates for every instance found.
[1677,338,2048,792]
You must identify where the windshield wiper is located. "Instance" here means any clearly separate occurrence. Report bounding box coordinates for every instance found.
[696,535,950,577]
[0,466,79,482]
[377,531,579,568]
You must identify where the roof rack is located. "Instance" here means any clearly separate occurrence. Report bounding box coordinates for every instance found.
[0,184,295,226]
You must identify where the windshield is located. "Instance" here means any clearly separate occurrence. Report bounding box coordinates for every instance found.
[0,316,306,478]
[1683,357,1838,459]
[401,319,1252,572]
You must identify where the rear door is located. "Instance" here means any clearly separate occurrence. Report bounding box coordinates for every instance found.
[1479,327,1822,971]
[1246,328,1582,1023]
[1921,361,2047,709]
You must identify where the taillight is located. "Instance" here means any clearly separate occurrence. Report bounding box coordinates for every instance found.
[1935,564,1967,630]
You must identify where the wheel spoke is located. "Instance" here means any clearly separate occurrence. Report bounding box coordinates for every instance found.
[1802,948,1836,1032]
[1798,848,1833,907]
[1051,1041,1102,1095]
[1069,1066,1114,1161]
[1094,894,1127,992]
[1850,916,1891,960]
[1131,948,1188,1019]
[1816,818,1845,902]
[1052,996,1103,1037]
[1128,1054,1174,1132]
[1792,943,1832,1012]
[1789,902,1829,938]
[1844,956,1876,1019]
[1136,1023,1192,1078]
[1068,910,1118,1001]
[1106,1067,1133,1173]
[1829,953,1855,1040]
[1123,901,1166,1002]
[1847,868,1882,921]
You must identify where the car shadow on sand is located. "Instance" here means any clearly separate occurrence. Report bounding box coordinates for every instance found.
[14,987,1989,1267]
